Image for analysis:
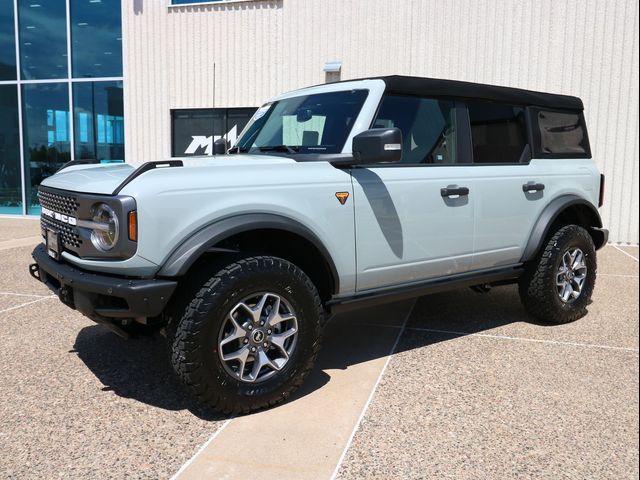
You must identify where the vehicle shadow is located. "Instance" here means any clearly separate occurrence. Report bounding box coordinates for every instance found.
[72,284,541,420]
[71,326,225,421]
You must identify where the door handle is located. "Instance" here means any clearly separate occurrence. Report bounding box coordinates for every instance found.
[522,182,545,193]
[441,186,470,197]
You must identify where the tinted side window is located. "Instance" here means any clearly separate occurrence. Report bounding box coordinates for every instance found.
[373,95,457,164]
[535,110,589,155]
[468,102,528,164]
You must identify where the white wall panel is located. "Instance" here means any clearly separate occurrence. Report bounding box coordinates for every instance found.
[122,0,639,243]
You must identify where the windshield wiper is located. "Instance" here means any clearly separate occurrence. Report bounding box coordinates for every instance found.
[258,145,300,154]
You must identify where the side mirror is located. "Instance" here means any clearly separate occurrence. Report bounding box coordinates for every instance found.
[352,128,402,165]
[213,138,228,155]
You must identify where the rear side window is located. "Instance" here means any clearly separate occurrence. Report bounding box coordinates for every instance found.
[467,101,528,164]
[534,109,590,156]
[373,95,458,165]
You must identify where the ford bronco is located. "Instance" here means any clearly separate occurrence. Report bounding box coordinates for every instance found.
[30,76,608,413]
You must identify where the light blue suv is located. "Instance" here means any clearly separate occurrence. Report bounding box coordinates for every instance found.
[30,76,608,413]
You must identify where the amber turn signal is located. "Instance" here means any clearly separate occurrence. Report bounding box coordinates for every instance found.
[128,211,137,241]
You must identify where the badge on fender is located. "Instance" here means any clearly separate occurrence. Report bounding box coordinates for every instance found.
[335,192,349,205]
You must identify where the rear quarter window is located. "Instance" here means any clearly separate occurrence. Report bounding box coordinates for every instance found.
[532,108,591,158]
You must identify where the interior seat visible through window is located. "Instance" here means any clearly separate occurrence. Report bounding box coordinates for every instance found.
[467,101,528,164]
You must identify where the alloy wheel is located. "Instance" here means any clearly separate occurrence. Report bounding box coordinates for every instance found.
[556,247,588,303]
[218,292,298,383]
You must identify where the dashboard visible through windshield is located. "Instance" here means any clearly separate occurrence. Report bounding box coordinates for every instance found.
[233,89,369,155]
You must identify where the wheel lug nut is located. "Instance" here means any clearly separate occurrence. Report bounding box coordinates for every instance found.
[260,321,265,326]
[267,329,272,335]
[263,342,268,348]
[248,325,253,330]
[243,339,249,344]
[251,347,256,352]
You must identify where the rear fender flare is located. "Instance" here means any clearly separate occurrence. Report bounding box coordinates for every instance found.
[521,195,604,262]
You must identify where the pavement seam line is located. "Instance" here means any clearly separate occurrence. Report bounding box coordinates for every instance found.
[0,291,51,298]
[0,296,55,314]
[170,418,234,480]
[406,327,640,353]
[329,299,417,480]
[612,245,639,262]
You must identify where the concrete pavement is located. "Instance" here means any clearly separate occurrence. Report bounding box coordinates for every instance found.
[0,218,637,479]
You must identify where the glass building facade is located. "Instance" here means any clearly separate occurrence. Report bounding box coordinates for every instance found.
[0,0,124,215]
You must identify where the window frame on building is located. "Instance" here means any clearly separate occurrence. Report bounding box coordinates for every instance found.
[171,107,258,157]
[0,0,124,215]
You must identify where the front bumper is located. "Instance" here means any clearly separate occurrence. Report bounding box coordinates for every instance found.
[30,244,177,322]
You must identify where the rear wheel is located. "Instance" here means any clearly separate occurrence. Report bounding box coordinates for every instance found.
[519,225,597,324]
[170,256,323,414]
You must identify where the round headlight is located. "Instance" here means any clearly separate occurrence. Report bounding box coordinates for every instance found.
[90,203,119,251]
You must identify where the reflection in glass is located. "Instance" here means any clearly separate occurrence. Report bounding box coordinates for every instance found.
[22,83,71,213]
[18,0,67,80]
[0,85,22,214]
[71,0,122,78]
[0,3,17,80]
[73,81,124,161]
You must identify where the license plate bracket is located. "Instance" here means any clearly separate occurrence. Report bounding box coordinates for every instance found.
[46,229,61,260]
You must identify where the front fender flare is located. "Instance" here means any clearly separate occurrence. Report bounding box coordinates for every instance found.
[521,195,605,263]
[157,213,340,293]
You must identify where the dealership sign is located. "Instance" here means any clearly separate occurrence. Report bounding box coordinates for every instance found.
[171,107,256,157]
[184,125,240,155]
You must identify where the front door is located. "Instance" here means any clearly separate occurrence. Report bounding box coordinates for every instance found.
[352,95,475,291]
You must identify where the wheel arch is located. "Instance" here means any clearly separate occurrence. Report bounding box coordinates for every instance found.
[521,195,607,263]
[158,214,340,300]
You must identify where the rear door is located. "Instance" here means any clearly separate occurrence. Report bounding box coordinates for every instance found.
[351,95,476,291]
[464,101,547,269]
[469,103,596,270]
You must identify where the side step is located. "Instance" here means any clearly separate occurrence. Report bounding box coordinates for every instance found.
[327,266,523,315]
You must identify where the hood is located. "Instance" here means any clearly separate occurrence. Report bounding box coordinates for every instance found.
[40,155,296,195]
[41,163,136,195]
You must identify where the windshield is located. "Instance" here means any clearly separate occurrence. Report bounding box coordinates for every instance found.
[234,89,369,154]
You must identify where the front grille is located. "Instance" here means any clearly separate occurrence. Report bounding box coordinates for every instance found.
[38,189,80,217]
[41,215,83,249]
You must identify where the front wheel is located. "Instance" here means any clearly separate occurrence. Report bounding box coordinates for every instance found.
[519,225,597,324]
[170,256,323,414]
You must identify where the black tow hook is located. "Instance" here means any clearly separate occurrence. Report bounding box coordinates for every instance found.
[59,286,73,305]
[29,263,41,281]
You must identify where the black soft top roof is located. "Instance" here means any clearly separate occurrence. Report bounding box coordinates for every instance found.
[360,75,583,111]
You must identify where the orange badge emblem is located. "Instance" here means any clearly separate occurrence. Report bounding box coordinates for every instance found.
[335,192,349,205]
